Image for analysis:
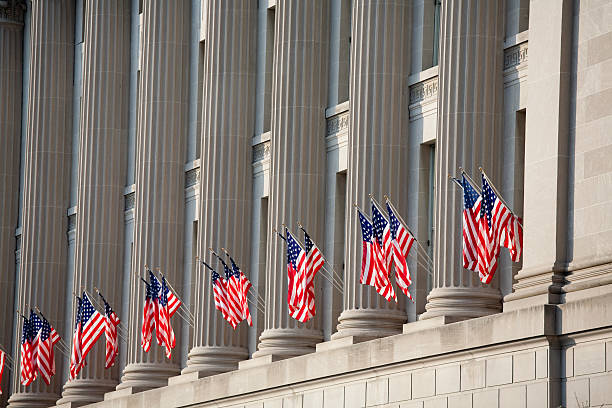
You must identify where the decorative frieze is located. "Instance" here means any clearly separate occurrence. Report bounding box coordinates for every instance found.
[504,42,528,70]
[409,76,438,105]
[0,0,26,24]
[124,192,135,210]
[252,141,271,163]
[326,111,349,136]
[185,167,200,188]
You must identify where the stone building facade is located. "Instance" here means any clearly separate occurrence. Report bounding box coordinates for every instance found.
[0,0,611,407]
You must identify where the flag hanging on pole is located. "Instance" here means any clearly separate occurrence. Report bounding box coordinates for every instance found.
[19,316,34,386]
[33,313,61,385]
[158,277,175,358]
[78,292,105,371]
[501,213,523,263]
[217,257,242,328]
[99,293,120,368]
[358,210,378,288]
[69,296,83,379]
[302,228,323,319]
[371,202,397,302]
[386,202,415,300]
[461,174,482,273]
[0,349,5,394]
[478,175,512,283]
[141,278,155,352]
[228,256,253,327]
[211,269,235,328]
[285,228,312,323]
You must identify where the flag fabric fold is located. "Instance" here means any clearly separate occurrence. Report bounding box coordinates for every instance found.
[69,296,83,379]
[371,202,397,302]
[100,294,120,368]
[461,175,482,273]
[229,257,253,327]
[19,316,34,386]
[141,279,155,352]
[0,350,5,394]
[31,312,61,385]
[386,203,415,300]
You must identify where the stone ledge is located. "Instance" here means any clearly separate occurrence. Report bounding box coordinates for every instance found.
[168,371,207,386]
[103,386,147,401]
[403,315,467,334]
[238,354,282,370]
[87,302,569,408]
[315,335,370,352]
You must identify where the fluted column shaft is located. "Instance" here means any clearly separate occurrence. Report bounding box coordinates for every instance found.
[57,1,130,405]
[7,1,74,407]
[0,2,24,406]
[332,0,411,341]
[183,0,256,376]
[118,0,190,391]
[420,0,504,320]
[254,0,329,359]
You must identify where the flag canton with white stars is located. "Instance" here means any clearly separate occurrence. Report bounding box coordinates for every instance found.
[480,175,496,229]
[387,203,401,239]
[462,175,480,210]
[159,278,168,306]
[359,211,373,242]
[371,203,388,243]
[149,271,161,301]
[74,297,82,327]
[211,270,222,284]
[286,229,302,270]
[40,319,51,341]
[229,257,241,278]
[21,317,31,344]
[30,311,42,335]
[103,299,113,317]
[304,231,314,253]
[81,293,98,323]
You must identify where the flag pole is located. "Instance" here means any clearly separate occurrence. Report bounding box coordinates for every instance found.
[220,248,267,308]
[459,167,482,194]
[382,195,434,269]
[92,287,130,341]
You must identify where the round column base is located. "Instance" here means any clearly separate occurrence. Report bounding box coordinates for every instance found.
[7,392,59,408]
[331,308,407,341]
[181,346,248,377]
[252,328,323,359]
[56,378,118,406]
[116,362,180,391]
[420,286,502,320]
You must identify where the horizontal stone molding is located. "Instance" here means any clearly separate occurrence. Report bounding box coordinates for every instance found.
[409,76,438,105]
[326,110,349,136]
[504,41,528,70]
[252,140,271,163]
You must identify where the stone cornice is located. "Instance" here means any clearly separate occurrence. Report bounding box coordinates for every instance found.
[326,110,349,136]
[504,41,528,70]
[253,140,271,163]
[409,76,438,105]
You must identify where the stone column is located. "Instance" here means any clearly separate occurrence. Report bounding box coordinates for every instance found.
[0,1,25,406]
[117,0,190,392]
[56,1,130,405]
[253,0,329,359]
[7,1,74,407]
[420,0,505,320]
[182,0,256,377]
[331,0,411,341]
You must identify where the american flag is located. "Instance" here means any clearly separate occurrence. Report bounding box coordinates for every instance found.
[0,349,5,394]
[218,257,242,328]
[478,175,512,283]
[358,210,377,287]
[229,256,253,327]
[211,269,234,328]
[461,175,482,273]
[69,296,83,379]
[141,279,155,352]
[33,313,61,385]
[302,229,323,319]
[19,316,34,385]
[157,277,175,358]
[386,203,415,300]
[100,293,120,368]
[371,202,397,302]
[29,311,41,377]
[79,293,105,368]
[285,228,310,322]
[501,214,523,263]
